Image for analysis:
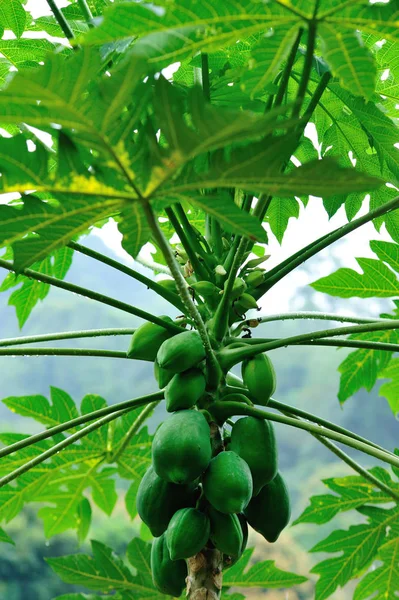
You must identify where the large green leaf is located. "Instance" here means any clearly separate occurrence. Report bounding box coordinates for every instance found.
[0,0,26,38]
[319,25,376,100]
[353,537,399,600]
[79,0,298,65]
[311,257,399,298]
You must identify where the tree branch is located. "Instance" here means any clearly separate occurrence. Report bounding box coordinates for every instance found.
[0,328,135,348]
[0,258,181,334]
[46,0,75,41]
[0,391,164,460]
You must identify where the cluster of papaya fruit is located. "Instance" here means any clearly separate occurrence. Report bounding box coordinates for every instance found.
[128,320,290,597]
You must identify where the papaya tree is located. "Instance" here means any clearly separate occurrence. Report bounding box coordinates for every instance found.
[1,0,399,598]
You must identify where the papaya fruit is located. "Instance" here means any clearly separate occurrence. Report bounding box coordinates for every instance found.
[152,410,212,484]
[203,451,253,513]
[224,277,247,299]
[190,281,221,298]
[136,465,197,537]
[151,533,187,597]
[158,279,178,294]
[166,507,210,560]
[208,507,243,557]
[234,293,258,311]
[127,317,175,362]
[221,392,253,406]
[165,368,206,412]
[157,330,206,373]
[154,358,174,389]
[224,513,248,569]
[244,472,291,543]
[231,416,277,496]
[241,353,276,405]
[245,269,265,288]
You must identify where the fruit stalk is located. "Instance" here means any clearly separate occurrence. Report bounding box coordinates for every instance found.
[186,548,223,600]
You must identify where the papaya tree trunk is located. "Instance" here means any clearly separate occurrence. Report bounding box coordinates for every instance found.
[186,549,223,599]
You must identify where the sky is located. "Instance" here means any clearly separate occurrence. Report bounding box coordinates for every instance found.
[6,0,397,316]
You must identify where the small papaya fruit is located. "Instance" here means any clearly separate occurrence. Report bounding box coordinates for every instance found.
[165,368,206,412]
[244,269,265,288]
[152,410,212,484]
[208,507,243,557]
[151,533,187,597]
[221,392,253,406]
[203,451,253,514]
[157,330,206,373]
[190,281,221,298]
[244,472,291,543]
[136,465,197,537]
[231,416,277,495]
[241,353,276,405]
[154,358,174,389]
[127,317,175,362]
[166,507,210,560]
[235,292,259,311]
[224,277,247,299]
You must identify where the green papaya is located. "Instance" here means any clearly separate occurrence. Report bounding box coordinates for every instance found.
[157,330,206,373]
[166,507,210,560]
[235,292,258,311]
[244,472,291,543]
[224,277,247,299]
[221,392,253,406]
[151,533,187,597]
[127,317,175,362]
[165,368,206,412]
[158,279,178,294]
[154,358,175,389]
[231,416,277,496]
[224,513,248,568]
[136,465,197,537]
[203,451,253,514]
[245,269,265,288]
[241,353,276,405]
[152,410,212,484]
[190,281,221,298]
[208,507,243,557]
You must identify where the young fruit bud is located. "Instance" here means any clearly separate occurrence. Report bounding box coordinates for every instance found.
[190,281,221,297]
[235,293,259,311]
[245,269,265,288]
[224,277,247,299]
[245,255,270,269]
[215,264,227,276]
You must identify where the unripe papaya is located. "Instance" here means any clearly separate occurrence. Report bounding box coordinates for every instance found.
[224,513,248,569]
[165,368,206,412]
[224,277,247,299]
[208,507,243,557]
[166,507,210,560]
[154,358,174,389]
[127,317,175,362]
[241,353,276,405]
[190,281,221,298]
[151,533,187,597]
[152,410,212,484]
[221,392,253,406]
[231,416,277,496]
[157,330,206,373]
[235,293,258,311]
[136,465,197,537]
[245,269,265,288]
[158,279,178,294]
[244,472,291,543]
[203,451,253,514]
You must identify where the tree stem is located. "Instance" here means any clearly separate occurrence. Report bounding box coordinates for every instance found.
[77,0,93,24]
[109,401,160,463]
[313,435,399,502]
[0,348,130,358]
[0,409,128,488]
[210,402,399,468]
[0,391,164,460]
[256,311,386,326]
[143,203,221,388]
[292,22,317,118]
[186,548,223,600]
[46,0,75,40]
[0,258,181,334]
[219,319,399,369]
[230,336,399,353]
[68,241,185,312]
[0,328,135,348]
[274,29,303,108]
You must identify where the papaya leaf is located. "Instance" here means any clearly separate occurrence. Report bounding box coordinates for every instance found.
[353,537,399,600]
[0,0,27,38]
[223,547,307,589]
[311,506,399,600]
[294,469,399,525]
[0,526,14,545]
[47,538,166,597]
[311,257,399,298]
[79,0,298,65]
[266,198,300,244]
